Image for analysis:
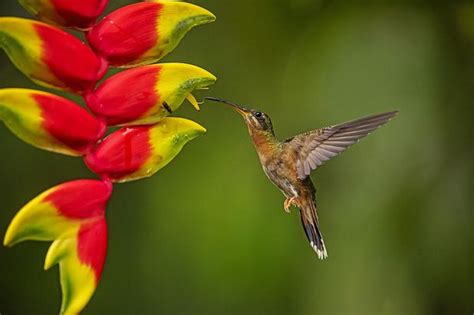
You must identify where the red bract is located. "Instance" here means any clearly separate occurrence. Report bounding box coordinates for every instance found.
[35,93,105,153]
[44,179,112,219]
[4,179,112,314]
[51,0,109,28]
[85,66,160,125]
[19,0,109,29]
[0,18,107,93]
[0,89,104,156]
[85,63,216,125]
[87,2,161,66]
[35,23,108,92]
[77,218,108,281]
[84,118,206,183]
[87,1,216,67]
[85,126,152,181]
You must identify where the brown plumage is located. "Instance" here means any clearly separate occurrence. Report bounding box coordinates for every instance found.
[206,97,398,259]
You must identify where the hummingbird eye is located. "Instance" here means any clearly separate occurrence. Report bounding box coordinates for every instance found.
[254,112,262,118]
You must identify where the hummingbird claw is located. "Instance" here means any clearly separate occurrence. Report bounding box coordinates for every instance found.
[284,197,296,213]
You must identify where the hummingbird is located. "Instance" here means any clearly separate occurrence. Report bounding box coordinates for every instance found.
[206,97,398,259]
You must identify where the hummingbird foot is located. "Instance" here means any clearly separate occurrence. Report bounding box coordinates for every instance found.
[284,197,296,213]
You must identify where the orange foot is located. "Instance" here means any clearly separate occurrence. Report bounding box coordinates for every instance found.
[284,197,296,213]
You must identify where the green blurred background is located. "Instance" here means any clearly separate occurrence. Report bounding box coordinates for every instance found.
[0,0,473,314]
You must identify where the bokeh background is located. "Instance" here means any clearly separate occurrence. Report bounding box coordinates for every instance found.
[0,0,473,314]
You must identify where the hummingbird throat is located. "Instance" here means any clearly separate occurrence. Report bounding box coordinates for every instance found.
[247,127,279,160]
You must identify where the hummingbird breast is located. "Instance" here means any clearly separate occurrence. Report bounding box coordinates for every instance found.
[249,128,306,199]
[262,153,302,199]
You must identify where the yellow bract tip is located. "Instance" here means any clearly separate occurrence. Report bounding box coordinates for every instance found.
[44,238,66,270]
[3,230,14,247]
[160,1,216,22]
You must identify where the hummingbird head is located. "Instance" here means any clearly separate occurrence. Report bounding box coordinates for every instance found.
[205,97,274,134]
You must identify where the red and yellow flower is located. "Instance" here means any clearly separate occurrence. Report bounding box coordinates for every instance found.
[4,179,111,314]
[87,1,216,67]
[1,1,216,314]
[84,117,206,182]
[0,18,107,93]
[85,63,216,125]
[0,88,105,156]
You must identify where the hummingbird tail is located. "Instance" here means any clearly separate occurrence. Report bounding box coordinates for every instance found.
[299,198,328,260]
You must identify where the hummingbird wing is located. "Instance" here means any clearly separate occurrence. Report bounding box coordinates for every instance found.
[286,111,398,180]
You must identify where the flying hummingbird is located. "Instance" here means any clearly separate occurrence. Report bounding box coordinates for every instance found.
[206,97,397,259]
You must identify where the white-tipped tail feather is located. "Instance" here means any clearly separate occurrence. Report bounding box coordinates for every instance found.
[299,193,328,260]
[310,240,328,260]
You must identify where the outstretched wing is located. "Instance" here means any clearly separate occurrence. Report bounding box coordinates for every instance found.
[286,111,398,180]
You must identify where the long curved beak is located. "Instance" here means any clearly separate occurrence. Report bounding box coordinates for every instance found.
[205,97,250,116]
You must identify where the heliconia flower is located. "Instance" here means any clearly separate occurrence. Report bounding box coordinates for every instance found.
[0,18,107,93]
[0,88,105,156]
[4,179,112,315]
[86,1,216,67]
[18,0,109,29]
[84,117,206,182]
[85,63,216,126]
